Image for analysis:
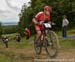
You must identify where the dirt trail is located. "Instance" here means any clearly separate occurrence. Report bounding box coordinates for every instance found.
[0,47,75,62]
[26,48,75,62]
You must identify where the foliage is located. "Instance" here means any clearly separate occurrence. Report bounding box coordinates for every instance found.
[0,22,3,37]
[2,25,18,34]
[19,0,75,36]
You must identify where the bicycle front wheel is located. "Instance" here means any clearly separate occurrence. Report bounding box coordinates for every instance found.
[45,30,59,57]
[34,37,42,55]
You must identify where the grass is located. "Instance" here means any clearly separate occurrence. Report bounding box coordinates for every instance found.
[0,37,33,48]
[56,28,75,36]
[56,29,75,48]
[0,55,10,62]
[0,29,75,62]
[59,38,75,48]
[0,36,34,62]
[0,49,33,62]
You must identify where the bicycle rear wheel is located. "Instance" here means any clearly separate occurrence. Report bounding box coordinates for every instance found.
[34,37,42,54]
[45,30,59,57]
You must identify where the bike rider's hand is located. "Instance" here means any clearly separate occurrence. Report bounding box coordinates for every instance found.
[52,22,56,25]
[48,22,56,25]
[38,21,44,25]
[48,21,51,24]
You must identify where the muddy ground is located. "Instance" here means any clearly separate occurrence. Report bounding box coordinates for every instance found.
[0,47,75,62]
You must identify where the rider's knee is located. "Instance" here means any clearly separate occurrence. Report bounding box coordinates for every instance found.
[37,31,41,36]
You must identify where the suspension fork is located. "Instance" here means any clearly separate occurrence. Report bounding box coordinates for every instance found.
[49,30,53,44]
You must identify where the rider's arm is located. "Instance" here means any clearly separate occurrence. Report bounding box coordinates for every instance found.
[48,21,51,24]
[32,18,38,24]
[32,12,44,25]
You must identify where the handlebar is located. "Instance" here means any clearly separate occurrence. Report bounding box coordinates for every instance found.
[51,22,56,26]
[38,21,56,26]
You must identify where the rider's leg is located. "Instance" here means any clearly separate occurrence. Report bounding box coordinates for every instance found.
[35,25,42,43]
[45,30,48,38]
[35,31,41,43]
[46,29,49,34]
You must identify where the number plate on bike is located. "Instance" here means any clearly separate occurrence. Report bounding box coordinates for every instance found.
[44,23,51,28]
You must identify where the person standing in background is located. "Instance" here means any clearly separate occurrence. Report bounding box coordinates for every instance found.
[16,34,21,42]
[2,36,8,48]
[62,15,69,37]
[24,28,30,41]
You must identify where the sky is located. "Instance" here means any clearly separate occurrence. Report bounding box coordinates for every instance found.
[0,0,30,23]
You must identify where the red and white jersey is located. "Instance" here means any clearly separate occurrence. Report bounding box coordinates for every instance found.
[35,11,51,22]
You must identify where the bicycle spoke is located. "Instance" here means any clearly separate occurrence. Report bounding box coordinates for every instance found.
[45,31,59,57]
[34,38,42,54]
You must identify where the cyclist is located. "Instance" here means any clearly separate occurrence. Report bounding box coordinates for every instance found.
[32,5,52,45]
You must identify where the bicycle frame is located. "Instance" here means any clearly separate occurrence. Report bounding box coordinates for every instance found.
[40,22,52,44]
[34,22,59,57]
[40,28,49,44]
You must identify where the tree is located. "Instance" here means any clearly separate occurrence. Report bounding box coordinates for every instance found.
[0,22,3,38]
[18,0,75,36]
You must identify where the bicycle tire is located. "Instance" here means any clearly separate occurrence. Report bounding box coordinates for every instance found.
[45,30,59,57]
[34,36,42,54]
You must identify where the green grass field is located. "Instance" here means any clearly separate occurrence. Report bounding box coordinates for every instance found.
[0,29,75,62]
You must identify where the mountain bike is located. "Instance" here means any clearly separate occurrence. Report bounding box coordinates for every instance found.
[34,22,59,57]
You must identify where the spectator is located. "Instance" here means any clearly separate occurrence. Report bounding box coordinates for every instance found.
[2,36,8,48]
[24,28,30,41]
[16,34,21,42]
[62,15,69,37]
